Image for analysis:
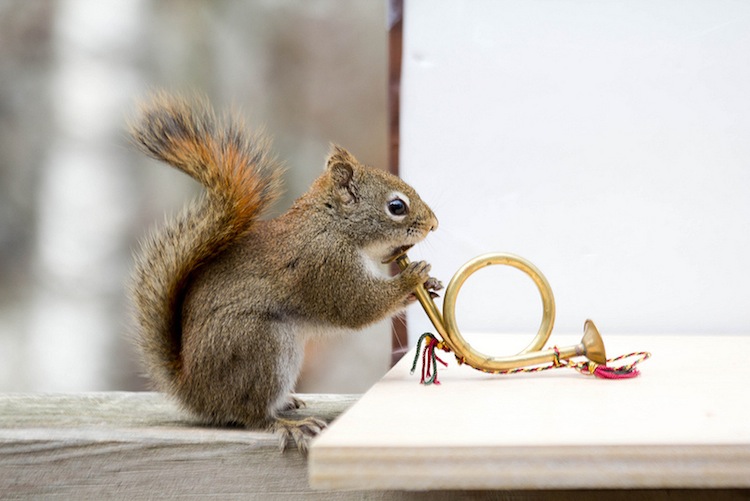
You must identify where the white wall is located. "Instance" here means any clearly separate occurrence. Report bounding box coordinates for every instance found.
[401,0,750,340]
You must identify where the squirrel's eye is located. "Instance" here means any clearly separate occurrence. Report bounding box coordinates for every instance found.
[385,192,411,221]
[387,198,408,217]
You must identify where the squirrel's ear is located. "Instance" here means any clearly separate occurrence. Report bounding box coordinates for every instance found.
[327,145,359,204]
[327,145,358,167]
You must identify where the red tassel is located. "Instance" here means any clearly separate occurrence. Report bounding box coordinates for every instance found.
[421,336,447,385]
[591,351,651,379]
[420,340,430,384]
[593,365,641,379]
[410,334,449,385]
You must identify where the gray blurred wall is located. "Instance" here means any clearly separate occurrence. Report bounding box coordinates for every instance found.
[0,0,391,392]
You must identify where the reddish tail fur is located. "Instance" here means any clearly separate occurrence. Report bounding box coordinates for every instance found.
[129,94,283,391]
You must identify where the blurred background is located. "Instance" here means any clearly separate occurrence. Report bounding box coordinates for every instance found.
[0,0,393,392]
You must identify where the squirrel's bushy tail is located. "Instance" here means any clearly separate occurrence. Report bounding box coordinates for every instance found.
[129,93,283,391]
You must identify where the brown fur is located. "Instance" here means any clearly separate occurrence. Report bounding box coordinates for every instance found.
[129,94,437,452]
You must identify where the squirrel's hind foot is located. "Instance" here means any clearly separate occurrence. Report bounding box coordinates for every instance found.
[273,416,327,455]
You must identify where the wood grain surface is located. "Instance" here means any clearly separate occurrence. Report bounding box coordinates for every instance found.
[310,334,750,494]
[0,392,356,499]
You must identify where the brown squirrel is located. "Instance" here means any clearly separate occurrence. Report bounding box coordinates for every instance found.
[129,94,439,453]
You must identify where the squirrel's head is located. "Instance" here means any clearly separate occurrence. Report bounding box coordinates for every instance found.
[314,145,438,263]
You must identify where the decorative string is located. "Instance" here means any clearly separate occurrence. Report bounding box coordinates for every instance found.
[411,333,651,385]
[410,333,449,385]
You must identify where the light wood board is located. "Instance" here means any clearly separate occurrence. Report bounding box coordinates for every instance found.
[309,333,750,490]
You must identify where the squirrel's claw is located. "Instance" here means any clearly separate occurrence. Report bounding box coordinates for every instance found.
[279,396,306,411]
[424,277,443,292]
[274,416,327,455]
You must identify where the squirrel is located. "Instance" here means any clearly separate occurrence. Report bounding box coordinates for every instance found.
[128,93,439,453]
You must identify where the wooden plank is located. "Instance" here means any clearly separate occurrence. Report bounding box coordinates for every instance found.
[0,392,358,499]
[309,333,750,491]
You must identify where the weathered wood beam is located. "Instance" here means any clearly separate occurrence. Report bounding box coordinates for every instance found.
[0,393,356,499]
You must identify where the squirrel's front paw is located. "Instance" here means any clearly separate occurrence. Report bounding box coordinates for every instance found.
[404,276,443,303]
[400,260,432,288]
[400,260,436,305]
[424,276,443,298]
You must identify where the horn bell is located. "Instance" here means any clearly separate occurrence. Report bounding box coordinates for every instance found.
[582,319,607,364]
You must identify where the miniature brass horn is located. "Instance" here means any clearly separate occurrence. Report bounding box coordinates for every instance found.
[396,253,607,372]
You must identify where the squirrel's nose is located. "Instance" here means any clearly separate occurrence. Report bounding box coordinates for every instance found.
[429,214,439,232]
